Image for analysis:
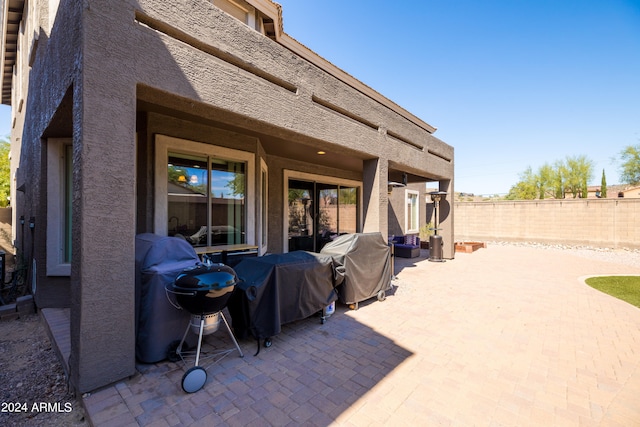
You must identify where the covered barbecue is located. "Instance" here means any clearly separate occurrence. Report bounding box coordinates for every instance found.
[320,233,392,309]
[228,251,340,350]
[135,233,199,363]
[165,263,244,393]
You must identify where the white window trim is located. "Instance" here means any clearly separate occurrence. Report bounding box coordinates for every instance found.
[405,189,420,234]
[46,138,71,276]
[154,134,255,245]
[214,0,254,26]
[259,157,268,255]
[283,170,362,252]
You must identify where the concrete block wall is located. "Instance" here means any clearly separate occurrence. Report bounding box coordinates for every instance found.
[454,199,640,249]
[0,295,36,321]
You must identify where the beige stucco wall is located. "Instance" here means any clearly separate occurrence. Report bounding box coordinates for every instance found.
[455,199,640,249]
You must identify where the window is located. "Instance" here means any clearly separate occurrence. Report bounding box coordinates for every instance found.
[46,138,72,276]
[155,135,255,247]
[167,154,245,246]
[260,158,268,254]
[338,187,358,234]
[213,0,250,24]
[405,190,419,234]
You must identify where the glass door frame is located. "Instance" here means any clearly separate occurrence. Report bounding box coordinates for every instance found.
[283,170,362,253]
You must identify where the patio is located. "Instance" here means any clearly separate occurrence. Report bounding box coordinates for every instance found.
[63,244,640,425]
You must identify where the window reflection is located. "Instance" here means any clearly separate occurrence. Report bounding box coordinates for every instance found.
[167,153,245,247]
[288,180,359,252]
[339,187,357,234]
[406,191,419,232]
[210,159,245,245]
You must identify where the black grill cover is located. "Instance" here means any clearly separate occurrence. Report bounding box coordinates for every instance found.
[228,251,339,340]
[320,232,392,305]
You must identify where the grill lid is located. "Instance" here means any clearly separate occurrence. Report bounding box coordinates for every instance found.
[173,263,237,292]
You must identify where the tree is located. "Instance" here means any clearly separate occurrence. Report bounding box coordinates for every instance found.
[507,155,594,200]
[0,138,10,207]
[617,144,640,185]
[549,159,565,199]
[225,172,245,197]
[505,166,538,200]
[537,163,554,199]
[564,155,594,198]
[600,169,607,198]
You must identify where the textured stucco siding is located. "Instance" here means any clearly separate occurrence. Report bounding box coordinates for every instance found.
[132,0,452,179]
[9,0,454,393]
[74,2,138,392]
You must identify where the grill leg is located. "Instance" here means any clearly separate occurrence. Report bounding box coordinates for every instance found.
[194,316,206,366]
[220,312,244,358]
[175,322,191,358]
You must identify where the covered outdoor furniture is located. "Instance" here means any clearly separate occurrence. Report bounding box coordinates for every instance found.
[390,235,421,258]
[320,233,392,309]
[228,251,340,350]
[135,233,200,363]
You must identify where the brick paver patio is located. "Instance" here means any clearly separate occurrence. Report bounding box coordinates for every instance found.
[82,244,640,426]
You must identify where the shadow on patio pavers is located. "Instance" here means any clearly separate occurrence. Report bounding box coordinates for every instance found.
[85,303,412,426]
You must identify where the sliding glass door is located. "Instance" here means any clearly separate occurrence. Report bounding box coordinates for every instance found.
[317,183,338,249]
[288,179,360,252]
[287,180,314,251]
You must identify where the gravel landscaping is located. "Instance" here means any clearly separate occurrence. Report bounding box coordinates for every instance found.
[487,241,640,269]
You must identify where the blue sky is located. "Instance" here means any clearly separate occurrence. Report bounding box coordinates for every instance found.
[276,0,640,195]
[1,1,638,195]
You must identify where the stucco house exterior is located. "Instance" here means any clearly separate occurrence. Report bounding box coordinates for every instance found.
[584,185,640,199]
[617,185,640,198]
[1,0,454,393]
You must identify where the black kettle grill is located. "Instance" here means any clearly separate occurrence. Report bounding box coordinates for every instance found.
[166,263,244,393]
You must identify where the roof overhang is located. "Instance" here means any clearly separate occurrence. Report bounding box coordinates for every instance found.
[0,0,438,134]
[1,0,24,105]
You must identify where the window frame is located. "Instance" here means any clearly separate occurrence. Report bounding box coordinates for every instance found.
[46,137,72,276]
[283,170,362,252]
[259,157,268,255]
[155,135,255,245]
[405,189,420,234]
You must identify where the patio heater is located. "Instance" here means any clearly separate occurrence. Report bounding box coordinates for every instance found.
[428,191,448,262]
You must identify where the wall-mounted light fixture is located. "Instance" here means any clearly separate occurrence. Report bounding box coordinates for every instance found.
[387,181,405,194]
[388,173,408,194]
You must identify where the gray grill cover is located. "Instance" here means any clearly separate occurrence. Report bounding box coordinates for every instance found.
[320,233,392,305]
[135,233,200,363]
